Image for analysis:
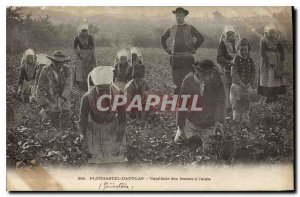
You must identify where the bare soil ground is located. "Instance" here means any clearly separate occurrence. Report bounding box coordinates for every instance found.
[6,47,294,168]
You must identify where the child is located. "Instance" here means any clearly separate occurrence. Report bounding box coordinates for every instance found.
[230,38,255,124]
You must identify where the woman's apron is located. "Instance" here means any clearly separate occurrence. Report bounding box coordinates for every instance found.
[20,63,37,103]
[114,63,131,91]
[259,40,285,88]
[114,81,126,91]
[221,39,237,109]
[75,49,94,83]
[86,117,127,164]
[20,80,35,103]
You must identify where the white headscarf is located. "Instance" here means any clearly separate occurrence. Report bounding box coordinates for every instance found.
[21,49,36,68]
[219,25,240,56]
[77,24,89,36]
[220,25,240,42]
[87,66,114,92]
[130,47,143,65]
[36,53,52,66]
[264,23,277,33]
[223,25,237,35]
[114,49,130,65]
[20,49,36,80]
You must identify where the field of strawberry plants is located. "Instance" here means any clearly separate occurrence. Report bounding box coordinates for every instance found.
[6,47,294,168]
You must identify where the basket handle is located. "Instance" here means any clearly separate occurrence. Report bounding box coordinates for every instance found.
[215,127,225,140]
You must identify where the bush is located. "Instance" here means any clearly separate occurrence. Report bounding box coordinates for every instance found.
[6,7,107,54]
[7,7,58,54]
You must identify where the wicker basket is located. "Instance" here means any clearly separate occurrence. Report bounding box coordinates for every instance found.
[209,128,236,161]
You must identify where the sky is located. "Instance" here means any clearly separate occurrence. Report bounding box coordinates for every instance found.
[21,6,290,19]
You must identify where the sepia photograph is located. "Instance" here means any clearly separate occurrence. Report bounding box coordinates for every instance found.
[5,5,294,191]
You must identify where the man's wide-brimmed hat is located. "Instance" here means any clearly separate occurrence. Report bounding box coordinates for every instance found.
[193,59,217,73]
[47,51,70,62]
[172,7,189,16]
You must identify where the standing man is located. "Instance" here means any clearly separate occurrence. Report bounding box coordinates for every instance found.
[74,24,96,91]
[161,7,204,94]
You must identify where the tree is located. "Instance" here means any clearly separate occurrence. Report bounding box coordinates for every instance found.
[7,7,22,24]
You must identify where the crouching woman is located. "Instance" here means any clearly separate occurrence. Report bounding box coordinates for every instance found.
[17,49,39,102]
[79,66,127,163]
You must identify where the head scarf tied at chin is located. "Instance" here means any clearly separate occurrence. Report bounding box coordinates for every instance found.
[114,49,130,64]
[220,25,240,41]
[77,24,89,36]
[264,23,278,38]
[264,23,277,33]
[87,66,114,92]
[219,25,240,56]
[21,49,35,64]
[20,49,37,80]
[130,47,143,64]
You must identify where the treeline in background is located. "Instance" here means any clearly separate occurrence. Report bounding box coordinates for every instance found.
[7,6,293,54]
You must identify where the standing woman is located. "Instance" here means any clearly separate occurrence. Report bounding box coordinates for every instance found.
[257,24,285,103]
[217,25,240,111]
[74,24,96,91]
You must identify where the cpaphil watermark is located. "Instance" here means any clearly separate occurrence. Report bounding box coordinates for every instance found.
[95,93,203,112]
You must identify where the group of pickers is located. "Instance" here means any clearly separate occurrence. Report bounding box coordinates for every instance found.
[15,7,286,163]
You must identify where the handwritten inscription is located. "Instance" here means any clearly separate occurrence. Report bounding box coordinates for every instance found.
[98,182,132,191]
